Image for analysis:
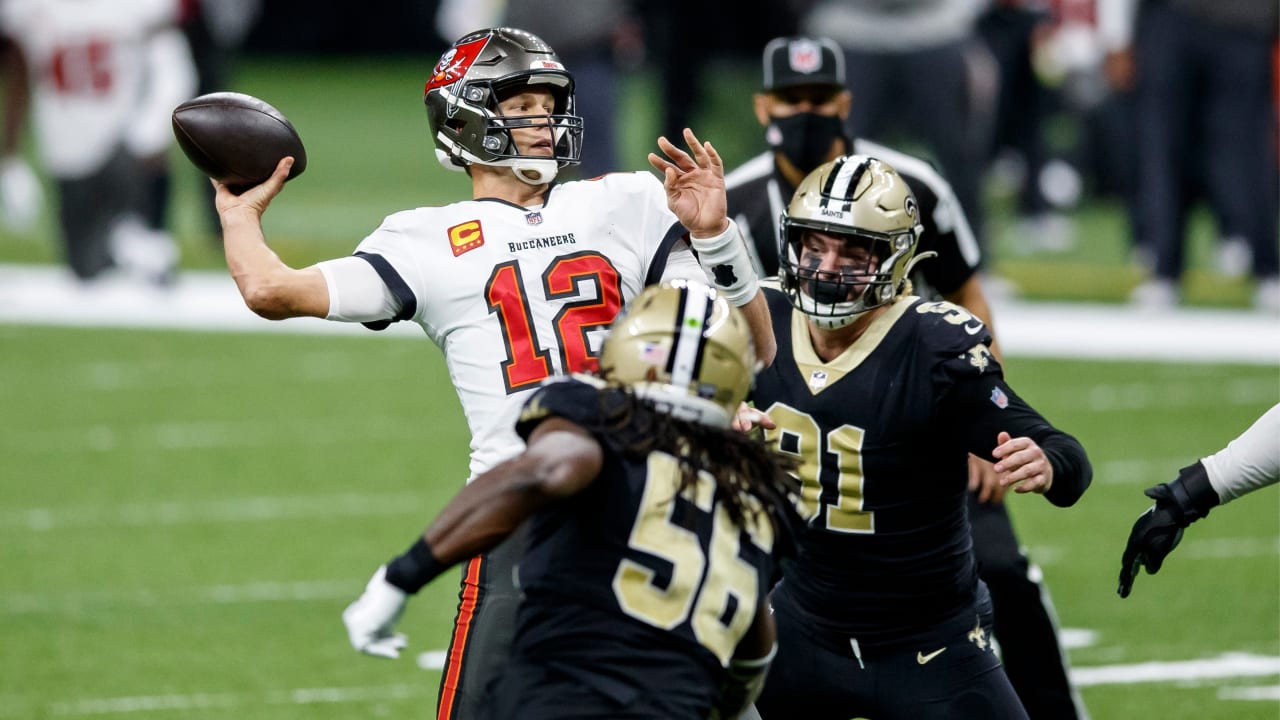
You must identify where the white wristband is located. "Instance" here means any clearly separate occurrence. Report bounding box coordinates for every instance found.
[689,219,758,307]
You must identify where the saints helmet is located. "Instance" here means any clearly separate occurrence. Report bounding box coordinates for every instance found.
[778,155,924,328]
[424,27,583,185]
[599,279,756,428]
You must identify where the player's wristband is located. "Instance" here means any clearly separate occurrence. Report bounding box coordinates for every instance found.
[383,537,445,594]
[716,643,777,719]
[690,219,759,307]
[1166,461,1220,523]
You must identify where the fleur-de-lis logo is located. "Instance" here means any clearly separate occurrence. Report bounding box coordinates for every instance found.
[968,623,988,651]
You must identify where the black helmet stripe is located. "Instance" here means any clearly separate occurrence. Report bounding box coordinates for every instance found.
[827,156,869,215]
[820,155,849,201]
[664,284,713,390]
[820,155,869,214]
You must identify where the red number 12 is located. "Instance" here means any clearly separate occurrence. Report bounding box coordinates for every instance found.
[485,251,623,393]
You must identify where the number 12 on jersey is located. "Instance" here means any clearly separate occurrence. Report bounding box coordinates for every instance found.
[485,252,623,393]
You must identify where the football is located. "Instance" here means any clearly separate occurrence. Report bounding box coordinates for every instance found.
[171,91,307,192]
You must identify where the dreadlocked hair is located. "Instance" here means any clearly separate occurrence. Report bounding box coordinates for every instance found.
[593,384,800,539]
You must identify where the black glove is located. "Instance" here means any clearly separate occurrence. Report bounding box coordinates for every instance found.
[1117,462,1219,598]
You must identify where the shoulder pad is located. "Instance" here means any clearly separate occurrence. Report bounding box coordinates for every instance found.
[910,299,994,353]
[516,377,609,440]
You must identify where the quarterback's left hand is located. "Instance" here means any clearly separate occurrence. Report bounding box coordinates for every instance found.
[342,565,410,659]
[648,128,728,238]
[992,431,1053,495]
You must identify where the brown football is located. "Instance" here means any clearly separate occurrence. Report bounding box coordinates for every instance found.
[172,92,307,192]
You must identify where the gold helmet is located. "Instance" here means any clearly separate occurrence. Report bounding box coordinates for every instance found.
[778,155,924,328]
[599,279,756,428]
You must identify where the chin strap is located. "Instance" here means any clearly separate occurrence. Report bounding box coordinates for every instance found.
[433,148,560,186]
[510,158,558,185]
[902,250,937,278]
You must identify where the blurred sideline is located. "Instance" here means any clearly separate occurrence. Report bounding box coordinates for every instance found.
[0,263,1276,365]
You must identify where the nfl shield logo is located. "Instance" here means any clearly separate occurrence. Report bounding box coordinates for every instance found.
[789,40,822,74]
[525,212,543,225]
[809,369,828,390]
[989,387,1009,409]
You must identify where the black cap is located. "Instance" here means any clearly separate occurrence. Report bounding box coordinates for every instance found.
[761,36,845,91]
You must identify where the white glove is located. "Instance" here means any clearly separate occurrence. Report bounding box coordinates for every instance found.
[0,155,42,232]
[342,565,410,659]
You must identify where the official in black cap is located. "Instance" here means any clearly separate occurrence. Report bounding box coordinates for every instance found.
[756,36,850,190]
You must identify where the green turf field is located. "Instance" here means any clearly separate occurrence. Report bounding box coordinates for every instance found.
[1,55,1277,719]
[1,325,1276,719]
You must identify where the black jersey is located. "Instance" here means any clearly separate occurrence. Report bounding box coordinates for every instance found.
[725,140,980,297]
[509,377,780,713]
[750,288,1089,649]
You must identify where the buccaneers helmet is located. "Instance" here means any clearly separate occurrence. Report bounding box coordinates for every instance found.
[424,27,583,185]
[599,279,756,428]
[778,155,924,328]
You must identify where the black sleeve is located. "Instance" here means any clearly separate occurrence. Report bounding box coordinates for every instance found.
[939,373,1093,508]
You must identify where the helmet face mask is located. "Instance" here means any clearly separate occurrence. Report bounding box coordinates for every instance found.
[425,28,584,183]
[778,155,922,328]
[599,280,756,429]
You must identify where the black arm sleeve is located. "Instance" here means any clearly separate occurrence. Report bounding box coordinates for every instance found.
[941,374,1093,507]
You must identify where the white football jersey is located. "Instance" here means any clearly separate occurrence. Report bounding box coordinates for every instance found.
[0,0,189,177]
[353,171,706,479]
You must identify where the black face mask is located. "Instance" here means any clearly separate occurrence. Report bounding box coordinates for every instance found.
[767,112,846,174]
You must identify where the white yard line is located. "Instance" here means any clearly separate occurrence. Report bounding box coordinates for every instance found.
[0,492,429,532]
[1027,536,1279,566]
[1219,685,1280,701]
[38,684,428,717]
[1070,652,1280,687]
[1,580,360,615]
[1,264,1276,363]
[13,654,1275,716]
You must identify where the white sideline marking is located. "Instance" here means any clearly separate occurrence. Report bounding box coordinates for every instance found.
[1181,536,1280,560]
[43,684,428,716]
[1219,685,1280,701]
[0,492,428,532]
[1058,628,1099,650]
[1,264,1276,363]
[0,264,419,338]
[1,580,358,615]
[1084,377,1277,412]
[23,654,1279,715]
[1025,536,1279,567]
[1070,652,1280,687]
